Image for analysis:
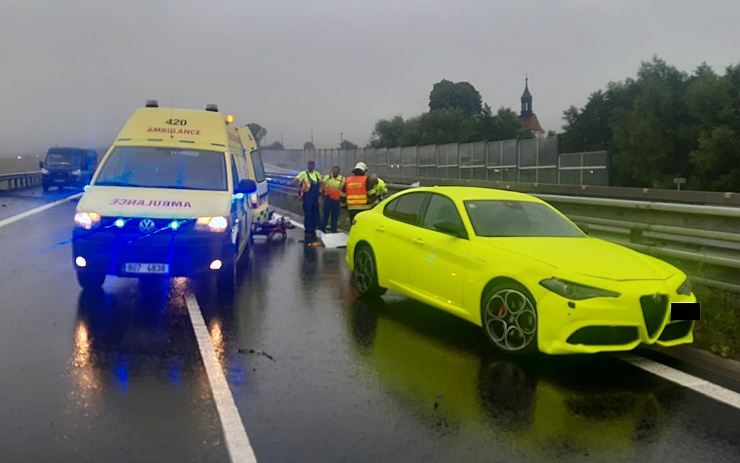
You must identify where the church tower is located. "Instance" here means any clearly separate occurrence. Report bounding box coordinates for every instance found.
[519,76,545,136]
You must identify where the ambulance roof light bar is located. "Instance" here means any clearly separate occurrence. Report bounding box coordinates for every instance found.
[145,99,159,108]
[206,104,219,112]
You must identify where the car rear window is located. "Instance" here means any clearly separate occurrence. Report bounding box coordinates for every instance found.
[384,192,428,225]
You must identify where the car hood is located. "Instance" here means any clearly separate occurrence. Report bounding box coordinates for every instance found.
[488,237,676,281]
[77,186,232,218]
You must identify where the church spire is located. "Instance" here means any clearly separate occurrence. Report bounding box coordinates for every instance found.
[520,76,533,118]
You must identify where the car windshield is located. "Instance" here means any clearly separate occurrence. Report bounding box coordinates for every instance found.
[94,146,227,191]
[464,199,585,238]
[45,151,82,167]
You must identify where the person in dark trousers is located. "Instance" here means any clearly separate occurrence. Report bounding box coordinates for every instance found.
[321,165,344,233]
[293,160,323,241]
[342,162,377,225]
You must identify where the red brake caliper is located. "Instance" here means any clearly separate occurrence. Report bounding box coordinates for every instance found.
[497,304,505,317]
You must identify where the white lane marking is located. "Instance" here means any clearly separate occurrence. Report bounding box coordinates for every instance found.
[185,293,258,463]
[0,192,82,229]
[622,355,740,410]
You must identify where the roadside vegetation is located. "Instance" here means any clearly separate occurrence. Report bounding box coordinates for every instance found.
[692,285,740,360]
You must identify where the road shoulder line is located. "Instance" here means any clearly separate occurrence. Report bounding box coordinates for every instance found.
[0,192,82,229]
[185,293,257,463]
[621,354,740,410]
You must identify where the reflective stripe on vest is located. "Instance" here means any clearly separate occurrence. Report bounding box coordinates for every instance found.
[345,175,368,207]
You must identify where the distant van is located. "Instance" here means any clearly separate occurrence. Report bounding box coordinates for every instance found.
[235,126,269,227]
[39,147,98,191]
[71,100,257,292]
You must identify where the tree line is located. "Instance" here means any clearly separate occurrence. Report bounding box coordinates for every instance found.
[367,79,538,149]
[560,56,740,191]
[251,56,740,191]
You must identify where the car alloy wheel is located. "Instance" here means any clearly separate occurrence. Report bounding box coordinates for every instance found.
[482,283,538,353]
[353,244,386,297]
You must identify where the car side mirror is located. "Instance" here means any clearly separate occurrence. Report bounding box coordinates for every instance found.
[236,179,257,195]
[433,220,466,239]
[39,161,44,169]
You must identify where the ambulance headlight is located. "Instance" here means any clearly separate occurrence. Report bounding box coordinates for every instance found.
[194,216,229,232]
[74,212,102,230]
[71,169,82,176]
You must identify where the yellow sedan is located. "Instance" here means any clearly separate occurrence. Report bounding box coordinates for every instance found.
[345,186,697,355]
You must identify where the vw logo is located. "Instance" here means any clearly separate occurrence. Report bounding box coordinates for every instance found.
[139,219,156,233]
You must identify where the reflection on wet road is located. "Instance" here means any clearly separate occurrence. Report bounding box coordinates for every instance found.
[0,192,739,462]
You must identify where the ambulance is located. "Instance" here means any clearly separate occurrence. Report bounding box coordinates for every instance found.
[71,100,257,292]
[235,126,270,228]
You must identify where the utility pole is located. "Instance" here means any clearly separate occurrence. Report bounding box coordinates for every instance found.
[310,130,314,144]
[280,133,284,146]
[340,132,344,144]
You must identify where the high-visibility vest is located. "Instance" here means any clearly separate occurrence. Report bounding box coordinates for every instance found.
[295,170,322,196]
[323,174,344,200]
[345,175,370,209]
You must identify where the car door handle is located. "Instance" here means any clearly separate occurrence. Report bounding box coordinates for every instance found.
[413,237,424,245]
[376,225,385,232]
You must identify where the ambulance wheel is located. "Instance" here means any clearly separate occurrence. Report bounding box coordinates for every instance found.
[76,270,105,289]
[217,251,237,293]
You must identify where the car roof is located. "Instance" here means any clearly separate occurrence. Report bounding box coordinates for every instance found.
[406,185,543,203]
[47,147,96,154]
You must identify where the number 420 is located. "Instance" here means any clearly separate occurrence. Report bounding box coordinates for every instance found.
[165,119,187,126]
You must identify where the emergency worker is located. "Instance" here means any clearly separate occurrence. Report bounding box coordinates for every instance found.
[368,174,388,206]
[321,165,344,233]
[342,162,377,223]
[293,160,323,240]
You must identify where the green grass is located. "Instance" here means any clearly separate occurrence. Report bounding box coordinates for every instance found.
[691,286,740,360]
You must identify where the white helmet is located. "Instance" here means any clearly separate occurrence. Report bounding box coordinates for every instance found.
[354,162,367,172]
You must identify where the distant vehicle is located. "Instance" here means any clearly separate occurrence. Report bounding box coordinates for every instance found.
[71,100,257,292]
[346,185,697,355]
[39,147,98,191]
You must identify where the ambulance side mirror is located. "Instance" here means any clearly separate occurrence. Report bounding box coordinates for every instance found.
[236,179,257,195]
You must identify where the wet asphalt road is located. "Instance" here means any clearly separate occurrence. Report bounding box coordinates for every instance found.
[1,187,740,462]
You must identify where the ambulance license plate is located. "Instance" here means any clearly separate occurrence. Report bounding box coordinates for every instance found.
[124,263,169,274]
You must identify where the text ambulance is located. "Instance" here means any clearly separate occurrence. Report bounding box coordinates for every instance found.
[72,100,257,292]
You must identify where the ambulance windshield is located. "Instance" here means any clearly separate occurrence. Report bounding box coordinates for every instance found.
[95,146,227,191]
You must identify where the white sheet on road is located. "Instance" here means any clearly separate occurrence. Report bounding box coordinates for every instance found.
[318,232,348,248]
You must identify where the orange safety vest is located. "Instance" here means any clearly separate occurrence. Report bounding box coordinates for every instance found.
[345,175,369,208]
[323,174,344,201]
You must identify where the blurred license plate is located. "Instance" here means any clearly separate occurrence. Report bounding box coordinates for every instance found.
[124,263,169,274]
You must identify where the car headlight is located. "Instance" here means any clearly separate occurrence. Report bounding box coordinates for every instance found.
[74,212,101,230]
[540,277,620,300]
[677,277,692,295]
[71,169,82,176]
[194,216,229,232]
[41,167,49,174]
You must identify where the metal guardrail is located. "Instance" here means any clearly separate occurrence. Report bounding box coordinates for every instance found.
[0,172,41,191]
[265,170,740,294]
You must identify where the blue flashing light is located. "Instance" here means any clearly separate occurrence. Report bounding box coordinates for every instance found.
[170,220,181,230]
[234,193,245,200]
[114,218,126,228]
[114,356,129,392]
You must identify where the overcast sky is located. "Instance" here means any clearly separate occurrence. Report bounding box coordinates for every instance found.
[2,0,740,155]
